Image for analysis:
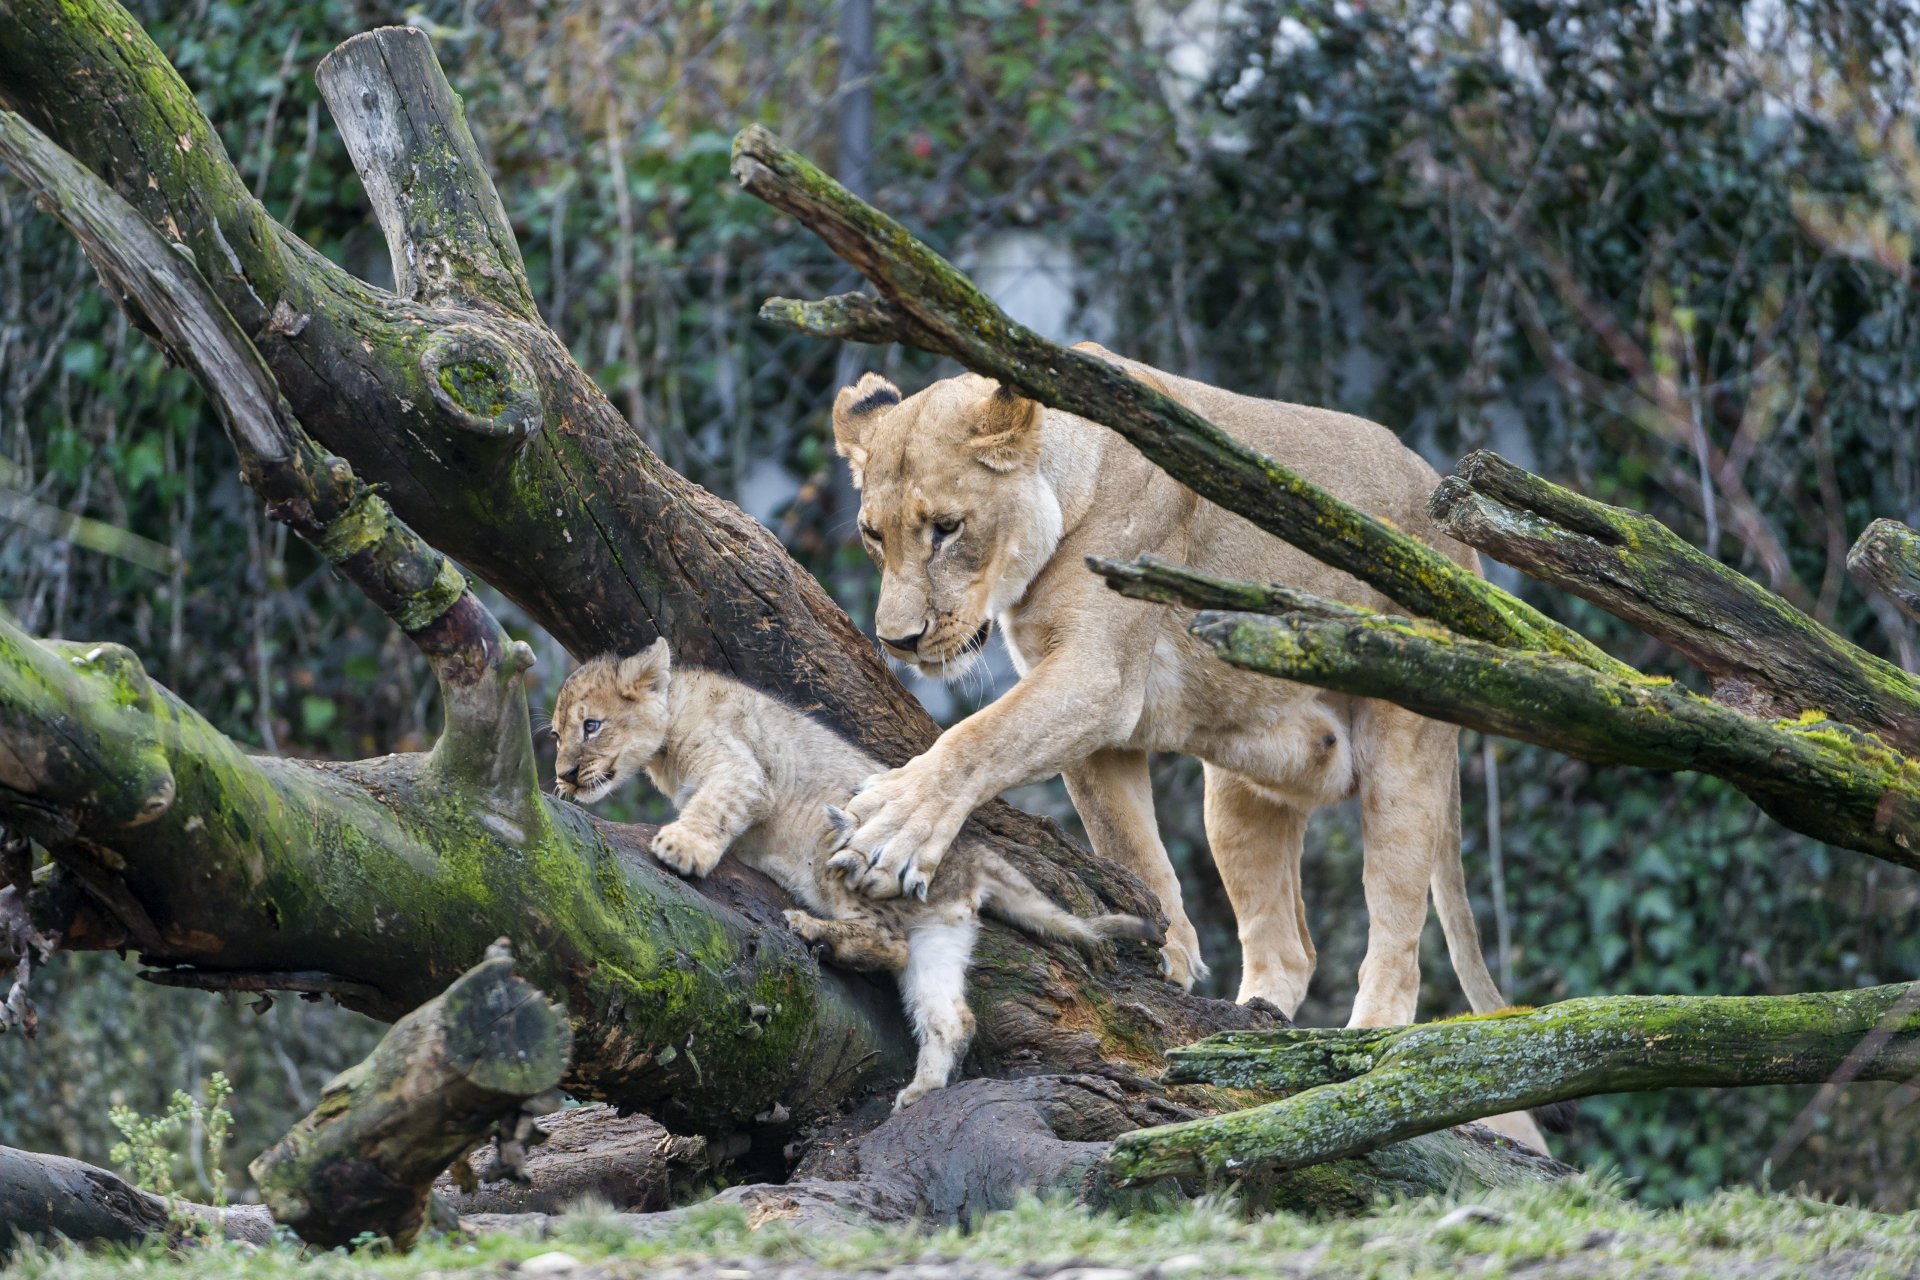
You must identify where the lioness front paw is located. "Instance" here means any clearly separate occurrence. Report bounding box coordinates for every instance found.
[830,765,963,901]
[1157,928,1211,993]
[650,822,724,878]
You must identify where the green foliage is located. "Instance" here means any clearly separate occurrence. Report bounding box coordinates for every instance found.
[107,1071,234,1215]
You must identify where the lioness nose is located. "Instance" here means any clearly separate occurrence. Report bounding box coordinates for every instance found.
[559,767,580,785]
[879,627,925,653]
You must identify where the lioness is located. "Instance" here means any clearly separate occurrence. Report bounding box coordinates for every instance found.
[550,638,1158,1109]
[826,343,1505,1033]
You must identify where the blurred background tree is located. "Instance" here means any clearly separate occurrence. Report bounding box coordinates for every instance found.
[2,0,1916,1207]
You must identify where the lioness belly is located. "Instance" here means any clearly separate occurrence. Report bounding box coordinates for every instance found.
[1131,640,1357,809]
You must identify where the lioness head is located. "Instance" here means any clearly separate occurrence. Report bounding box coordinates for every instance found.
[550,638,673,803]
[832,371,1063,680]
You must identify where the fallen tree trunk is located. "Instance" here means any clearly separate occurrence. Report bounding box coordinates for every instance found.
[0,1146,272,1246]
[251,942,573,1248]
[1106,983,1920,1185]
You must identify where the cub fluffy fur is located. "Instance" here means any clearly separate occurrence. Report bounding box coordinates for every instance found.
[828,343,1548,1152]
[550,639,1158,1109]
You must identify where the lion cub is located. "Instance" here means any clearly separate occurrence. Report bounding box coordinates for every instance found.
[551,639,1158,1109]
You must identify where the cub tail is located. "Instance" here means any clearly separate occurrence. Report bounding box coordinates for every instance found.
[979,857,1163,951]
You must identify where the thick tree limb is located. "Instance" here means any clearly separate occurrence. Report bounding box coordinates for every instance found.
[1849,519,1920,628]
[1189,608,1920,872]
[251,942,572,1248]
[731,126,1626,676]
[1433,451,1920,749]
[0,1146,272,1246]
[1107,984,1920,1185]
[315,29,538,318]
[0,609,912,1131]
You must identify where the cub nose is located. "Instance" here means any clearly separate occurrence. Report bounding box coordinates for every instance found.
[879,627,925,653]
[559,767,580,785]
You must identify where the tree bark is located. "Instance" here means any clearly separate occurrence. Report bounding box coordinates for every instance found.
[1106,983,1920,1185]
[251,942,573,1248]
[1432,451,1920,745]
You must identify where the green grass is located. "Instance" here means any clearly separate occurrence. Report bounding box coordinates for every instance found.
[7,1177,1920,1280]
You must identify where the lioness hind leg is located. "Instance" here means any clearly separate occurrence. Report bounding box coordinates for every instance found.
[1063,748,1208,991]
[1349,704,1452,1029]
[781,909,909,972]
[1201,764,1316,1017]
[893,914,979,1110]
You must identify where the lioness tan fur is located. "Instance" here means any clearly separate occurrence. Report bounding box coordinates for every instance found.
[550,639,1159,1109]
[826,343,1547,1148]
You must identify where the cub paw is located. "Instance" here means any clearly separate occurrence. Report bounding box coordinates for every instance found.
[650,822,722,878]
[782,909,828,942]
[892,1080,935,1111]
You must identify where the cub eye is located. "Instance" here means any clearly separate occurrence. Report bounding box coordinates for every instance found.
[583,719,603,736]
[932,518,962,544]
[859,523,883,546]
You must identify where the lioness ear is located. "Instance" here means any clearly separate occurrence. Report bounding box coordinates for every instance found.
[616,637,672,700]
[1072,340,1171,396]
[970,383,1044,473]
[831,373,901,489]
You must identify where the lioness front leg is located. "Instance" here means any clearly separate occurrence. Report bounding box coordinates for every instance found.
[651,744,768,879]
[1063,749,1208,991]
[833,650,1143,902]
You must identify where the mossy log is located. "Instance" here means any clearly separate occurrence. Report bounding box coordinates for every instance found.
[729,125,1625,676]
[1849,519,1920,628]
[1432,451,1920,748]
[250,942,572,1248]
[1106,984,1920,1185]
[1187,608,1920,872]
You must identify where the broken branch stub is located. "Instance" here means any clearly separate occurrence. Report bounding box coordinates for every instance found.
[250,941,572,1248]
[314,27,537,318]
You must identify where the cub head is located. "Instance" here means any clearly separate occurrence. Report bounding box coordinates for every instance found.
[831,370,1064,681]
[550,638,673,804]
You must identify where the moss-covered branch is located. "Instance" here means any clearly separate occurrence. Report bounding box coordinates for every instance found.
[251,941,571,1248]
[1190,608,1920,872]
[1433,451,1920,750]
[1087,554,1372,620]
[1849,519,1920,628]
[730,126,1625,675]
[1108,984,1920,1185]
[0,106,537,815]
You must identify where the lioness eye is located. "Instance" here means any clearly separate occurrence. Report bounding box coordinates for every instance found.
[932,518,962,542]
[583,719,603,736]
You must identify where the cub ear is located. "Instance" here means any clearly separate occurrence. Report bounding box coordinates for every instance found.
[831,373,901,489]
[616,637,672,700]
[969,383,1044,473]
